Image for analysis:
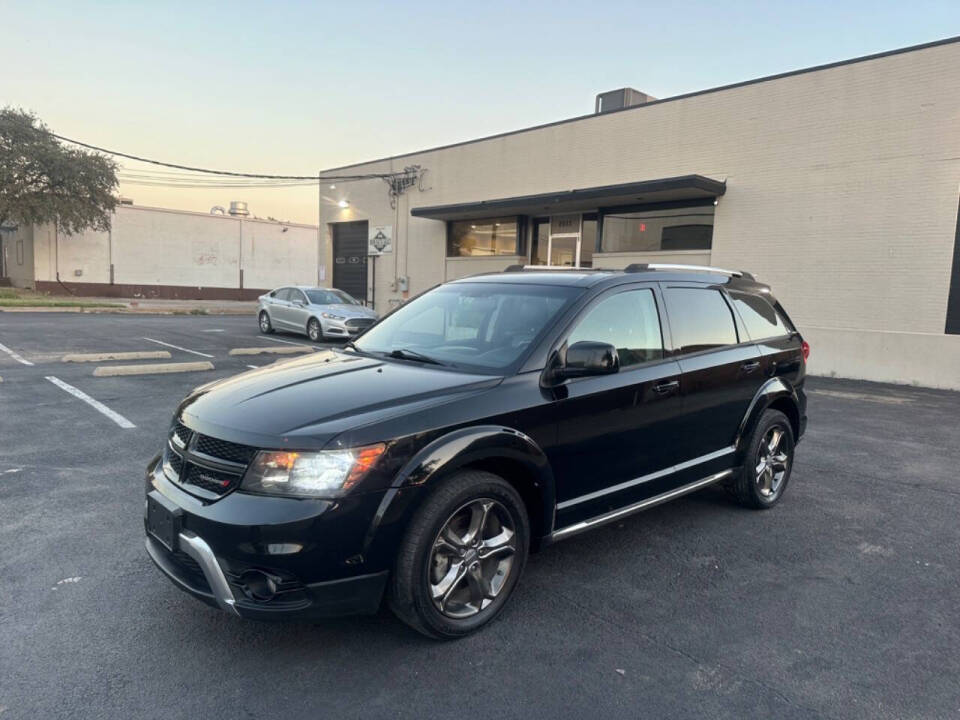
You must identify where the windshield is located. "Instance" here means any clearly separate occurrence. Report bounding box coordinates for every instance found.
[353,282,580,372]
[306,289,359,305]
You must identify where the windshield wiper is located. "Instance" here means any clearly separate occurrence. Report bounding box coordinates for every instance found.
[385,348,447,366]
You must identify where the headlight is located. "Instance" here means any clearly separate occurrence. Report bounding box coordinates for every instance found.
[322,312,345,320]
[240,444,386,497]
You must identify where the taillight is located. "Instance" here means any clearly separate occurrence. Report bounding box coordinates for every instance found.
[801,340,810,362]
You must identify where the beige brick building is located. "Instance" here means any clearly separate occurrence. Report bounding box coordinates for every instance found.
[318,37,960,390]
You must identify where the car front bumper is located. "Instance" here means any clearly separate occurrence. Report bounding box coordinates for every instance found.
[144,456,391,620]
[320,317,376,338]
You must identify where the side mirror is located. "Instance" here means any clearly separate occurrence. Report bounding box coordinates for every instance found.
[293,300,305,308]
[559,341,619,379]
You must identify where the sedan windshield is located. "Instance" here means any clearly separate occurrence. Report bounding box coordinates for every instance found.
[353,282,580,372]
[306,289,359,305]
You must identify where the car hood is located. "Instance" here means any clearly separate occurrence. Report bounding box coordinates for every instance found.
[311,303,378,318]
[179,350,500,450]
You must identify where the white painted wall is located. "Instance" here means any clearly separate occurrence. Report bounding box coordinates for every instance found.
[30,205,319,293]
[319,40,960,389]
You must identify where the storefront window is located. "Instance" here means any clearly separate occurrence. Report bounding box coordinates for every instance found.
[600,206,714,253]
[447,217,521,257]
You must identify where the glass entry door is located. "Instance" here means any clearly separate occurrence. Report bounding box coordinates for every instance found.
[548,235,579,266]
[548,213,581,267]
[531,214,595,267]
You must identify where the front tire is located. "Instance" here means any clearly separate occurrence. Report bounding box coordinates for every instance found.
[731,409,795,509]
[307,317,323,342]
[389,470,529,639]
[258,310,274,334]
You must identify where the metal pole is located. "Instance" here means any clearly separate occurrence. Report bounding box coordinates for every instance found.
[317,176,322,286]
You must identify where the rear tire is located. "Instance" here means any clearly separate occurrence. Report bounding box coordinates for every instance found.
[307,317,323,342]
[731,409,794,509]
[258,311,274,334]
[388,470,529,639]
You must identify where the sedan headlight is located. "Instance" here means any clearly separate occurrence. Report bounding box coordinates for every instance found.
[241,444,386,497]
[322,312,345,320]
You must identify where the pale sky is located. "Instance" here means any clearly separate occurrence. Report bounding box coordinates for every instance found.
[3,1,958,224]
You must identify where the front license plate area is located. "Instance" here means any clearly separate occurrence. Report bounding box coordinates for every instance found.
[146,491,182,552]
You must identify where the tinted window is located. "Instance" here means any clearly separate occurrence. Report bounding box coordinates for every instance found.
[354,282,579,372]
[730,292,789,341]
[276,288,293,301]
[568,289,663,366]
[289,289,307,304]
[664,288,738,353]
[660,224,712,250]
[600,206,714,253]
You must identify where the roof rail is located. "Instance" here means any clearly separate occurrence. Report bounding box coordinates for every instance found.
[624,263,754,280]
[505,265,606,272]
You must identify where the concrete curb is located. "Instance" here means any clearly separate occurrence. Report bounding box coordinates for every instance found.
[92,361,215,377]
[0,306,253,315]
[63,351,172,363]
[228,346,314,356]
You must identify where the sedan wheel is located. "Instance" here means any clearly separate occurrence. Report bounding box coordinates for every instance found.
[258,311,274,334]
[307,318,323,342]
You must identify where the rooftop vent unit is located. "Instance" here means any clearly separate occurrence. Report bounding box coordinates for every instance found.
[228,201,249,217]
[595,87,654,114]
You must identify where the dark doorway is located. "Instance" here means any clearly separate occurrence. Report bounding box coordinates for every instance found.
[332,221,369,304]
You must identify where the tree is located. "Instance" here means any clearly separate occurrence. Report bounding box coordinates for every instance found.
[0,107,118,234]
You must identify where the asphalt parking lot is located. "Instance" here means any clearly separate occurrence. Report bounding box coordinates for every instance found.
[1,312,958,719]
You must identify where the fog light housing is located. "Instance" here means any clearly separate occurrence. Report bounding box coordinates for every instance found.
[239,570,277,602]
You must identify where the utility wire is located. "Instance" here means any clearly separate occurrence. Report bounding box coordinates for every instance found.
[46,129,393,181]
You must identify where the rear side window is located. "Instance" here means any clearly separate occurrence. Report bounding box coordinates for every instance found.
[568,289,664,366]
[664,287,738,354]
[276,288,293,301]
[729,292,789,341]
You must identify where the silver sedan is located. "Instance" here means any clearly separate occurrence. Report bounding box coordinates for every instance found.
[257,286,378,342]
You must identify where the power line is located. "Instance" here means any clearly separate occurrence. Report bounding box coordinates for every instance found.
[45,129,396,181]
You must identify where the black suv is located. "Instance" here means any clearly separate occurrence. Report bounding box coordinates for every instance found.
[145,264,808,638]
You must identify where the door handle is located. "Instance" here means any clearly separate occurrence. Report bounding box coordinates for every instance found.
[740,361,760,373]
[653,379,680,394]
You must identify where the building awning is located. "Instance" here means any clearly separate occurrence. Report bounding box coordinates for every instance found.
[410,174,725,221]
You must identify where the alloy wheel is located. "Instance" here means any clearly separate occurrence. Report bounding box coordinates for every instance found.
[259,312,270,332]
[308,320,321,341]
[429,498,516,619]
[755,426,789,498]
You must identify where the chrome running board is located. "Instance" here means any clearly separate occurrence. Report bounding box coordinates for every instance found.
[550,470,734,542]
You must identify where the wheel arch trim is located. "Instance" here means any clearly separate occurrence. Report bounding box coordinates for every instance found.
[364,425,557,553]
[735,378,800,458]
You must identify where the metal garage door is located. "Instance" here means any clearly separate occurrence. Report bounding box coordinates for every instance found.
[332,221,369,304]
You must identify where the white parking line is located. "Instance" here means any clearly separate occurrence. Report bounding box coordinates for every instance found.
[142,337,214,358]
[262,336,310,347]
[0,341,34,366]
[45,376,136,429]
[246,364,258,369]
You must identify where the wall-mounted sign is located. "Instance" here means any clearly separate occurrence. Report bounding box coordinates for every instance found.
[368,225,393,255]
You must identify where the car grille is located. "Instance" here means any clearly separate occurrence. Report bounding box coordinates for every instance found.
[194,435,256,464]
[163,420,256,499]
[345,318,375,330]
